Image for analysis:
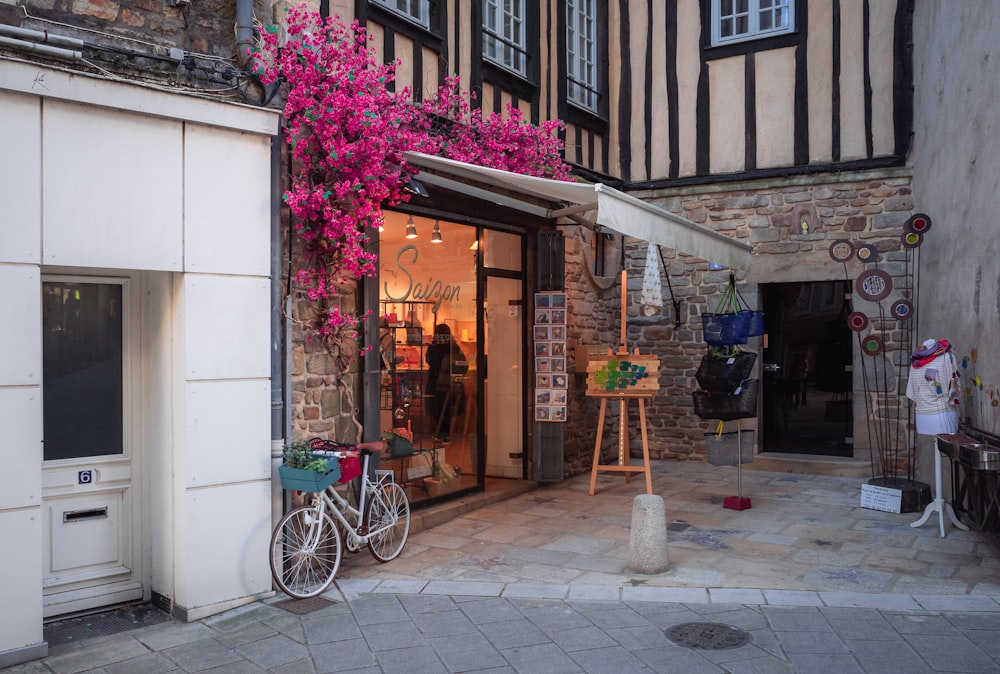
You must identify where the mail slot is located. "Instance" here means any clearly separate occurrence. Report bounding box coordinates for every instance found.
[63,507,109,523]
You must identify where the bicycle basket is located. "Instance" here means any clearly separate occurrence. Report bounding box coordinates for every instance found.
[336,454,362,483]
[692,379,759,421]
[278,454,340,492]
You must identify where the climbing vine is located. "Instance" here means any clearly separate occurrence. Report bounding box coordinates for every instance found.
[252,6,569,362]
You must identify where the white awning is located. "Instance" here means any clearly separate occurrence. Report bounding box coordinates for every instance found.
[403,151,753,271]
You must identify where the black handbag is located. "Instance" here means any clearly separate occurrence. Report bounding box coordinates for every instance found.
[696,350,757,393]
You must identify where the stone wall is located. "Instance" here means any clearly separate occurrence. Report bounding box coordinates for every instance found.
[2,0,277,94]
[563,167,918,477]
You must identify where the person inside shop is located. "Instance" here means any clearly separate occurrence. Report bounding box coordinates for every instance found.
[425,323,467,443]
[906,338,960,435]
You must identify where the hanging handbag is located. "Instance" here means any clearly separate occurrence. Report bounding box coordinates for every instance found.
[696,348,757,393]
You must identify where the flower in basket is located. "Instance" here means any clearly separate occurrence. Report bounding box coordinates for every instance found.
[279,441,340,492]
[282,441,330,473]
[390,426,412,441]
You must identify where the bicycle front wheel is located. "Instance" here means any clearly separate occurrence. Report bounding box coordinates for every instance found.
[270,505,343,598]
[364,482,410,562]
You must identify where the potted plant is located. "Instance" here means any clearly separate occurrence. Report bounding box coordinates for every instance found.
[278,441,341,492]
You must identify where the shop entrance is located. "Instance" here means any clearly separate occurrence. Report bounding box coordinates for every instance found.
[378,215,525,503]
[761,281,854,457]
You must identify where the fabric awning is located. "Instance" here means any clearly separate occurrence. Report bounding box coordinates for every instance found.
[403,151,753,271]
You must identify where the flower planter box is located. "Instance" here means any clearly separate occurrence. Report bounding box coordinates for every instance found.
[279,455,340,492]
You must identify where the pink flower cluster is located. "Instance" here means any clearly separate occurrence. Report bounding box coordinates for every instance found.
[253,6,570,355]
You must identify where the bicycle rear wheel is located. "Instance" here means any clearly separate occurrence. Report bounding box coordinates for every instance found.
[364,482,410,562]
[270,505,342,598]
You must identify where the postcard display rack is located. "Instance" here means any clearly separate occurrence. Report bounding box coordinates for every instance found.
[587,271,659,496]
[533,292,570,423]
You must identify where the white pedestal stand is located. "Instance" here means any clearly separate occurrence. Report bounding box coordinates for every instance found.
[910,437,968,538]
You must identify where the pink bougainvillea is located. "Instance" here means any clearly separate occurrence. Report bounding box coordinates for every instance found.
[253,6,570,360]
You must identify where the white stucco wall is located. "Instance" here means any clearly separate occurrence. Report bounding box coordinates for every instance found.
[0,59,278,663]
[911,2,1000,483]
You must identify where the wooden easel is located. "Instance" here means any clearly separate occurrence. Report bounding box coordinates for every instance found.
[587,271,658,496]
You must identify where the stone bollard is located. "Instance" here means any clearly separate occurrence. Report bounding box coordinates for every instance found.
[628,494,669,574]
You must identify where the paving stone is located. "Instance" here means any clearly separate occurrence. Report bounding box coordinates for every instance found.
[902,633,998,672]
[374,644,447,674]
[300,612,363,644]
[567,644,655,673]
[622,586,709,604]
[422,580,505,596]
[521,604,593,632]
[134,623,216,651]
[883,612,961,635]
[477,618,552,649]
[547,625,619,652]
[708,588,766,605]
[785,652,863,673]
[163,637,245,671]
[430,632,507,671]
[603,625,673,650]
[101,652,179,674]
[632,644,723,673]
[309,637,377,673]
[763,608,830,632]
[411,609,478,637]
[774,630,849,655]
[235,633,311,669]
[458,597,524,624]
[500,642,583,674]
[501,583,571,599]
[842,639,931,673]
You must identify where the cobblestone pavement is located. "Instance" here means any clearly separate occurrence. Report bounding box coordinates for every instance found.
[10,460,1000,673]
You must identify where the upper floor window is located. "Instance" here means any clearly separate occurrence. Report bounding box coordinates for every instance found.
[371,0,430,29]
[567,0,598,112]
[711,0,794,46]
[483,0,527,76]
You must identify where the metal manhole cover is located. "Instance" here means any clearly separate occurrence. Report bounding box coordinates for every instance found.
[273,596,338,614]
[665,622,751,650]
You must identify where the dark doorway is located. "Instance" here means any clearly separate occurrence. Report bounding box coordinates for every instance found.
[761,281,853,456]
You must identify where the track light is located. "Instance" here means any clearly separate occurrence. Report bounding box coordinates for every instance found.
[405,215,418,239]
[431,221,442,243]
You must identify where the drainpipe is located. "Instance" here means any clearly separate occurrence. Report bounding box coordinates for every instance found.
[270,127,286,532]
[235,0,254,67]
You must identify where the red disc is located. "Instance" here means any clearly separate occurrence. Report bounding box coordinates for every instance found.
[829,239,855,263]
[891,300,913,320]
[855,244,879,263]
[862,335,884,356]
[905,213,932,234]
[847,312,869,332]
[855,269,893,302]
[902,231,923,248]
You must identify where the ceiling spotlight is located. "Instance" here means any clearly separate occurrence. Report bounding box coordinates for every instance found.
[431,221,443,243]
[405,215,417,239]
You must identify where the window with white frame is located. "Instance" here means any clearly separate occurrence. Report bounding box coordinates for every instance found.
[712,0,794,46]
[483,0,527,76]
[567,0,598,111]
[371,0,430,29]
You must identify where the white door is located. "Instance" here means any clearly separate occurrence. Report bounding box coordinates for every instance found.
[41,277,143,617]
[484,276,523,478]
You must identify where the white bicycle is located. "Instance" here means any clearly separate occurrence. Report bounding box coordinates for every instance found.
[270,440,410,598]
